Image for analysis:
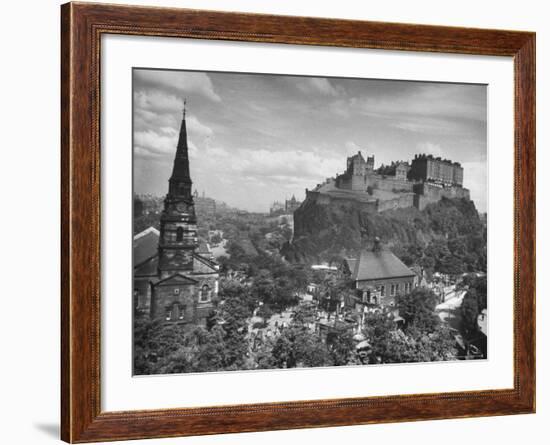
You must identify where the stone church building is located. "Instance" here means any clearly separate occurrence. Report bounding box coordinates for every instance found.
[133,105,219,325]
[340,239,417,311]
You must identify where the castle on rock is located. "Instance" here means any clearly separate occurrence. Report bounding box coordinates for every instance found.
[305,150,469,213]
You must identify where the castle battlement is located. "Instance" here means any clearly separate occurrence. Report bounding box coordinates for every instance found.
[304,150,469,213]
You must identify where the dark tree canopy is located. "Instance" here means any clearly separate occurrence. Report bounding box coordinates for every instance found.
[397,287,440,332]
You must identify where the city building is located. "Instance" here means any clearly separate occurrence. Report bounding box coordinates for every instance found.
[193,190,217,217]
[270,201,285,215]
[346,151,374,175]
[133,104,219,325]
[285,195,302,213]
[395,162,410,181]
[409,154,464,186]
[133,227,160,310]
[135,194,164,214]
[340,239,417,310]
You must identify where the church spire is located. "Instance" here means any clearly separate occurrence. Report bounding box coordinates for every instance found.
[168,99,192,198]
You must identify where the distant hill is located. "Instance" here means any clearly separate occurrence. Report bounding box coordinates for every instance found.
[282,197,486,274]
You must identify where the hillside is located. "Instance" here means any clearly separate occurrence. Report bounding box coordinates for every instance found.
[283,197,486,274]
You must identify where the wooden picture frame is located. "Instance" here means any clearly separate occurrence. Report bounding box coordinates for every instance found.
[61,2,536,442]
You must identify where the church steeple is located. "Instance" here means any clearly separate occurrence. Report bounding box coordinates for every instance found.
[157,100,198,277]
[168,99,192,199]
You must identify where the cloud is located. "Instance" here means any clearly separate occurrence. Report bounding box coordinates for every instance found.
[297,78,342,97]
[134,129,178,156]
[462,161,487,213]
[132,70,487,212]
[228,149,341,183]
[135,90,183,114]
[133,87,214,161]
[134,70,221,102]
[353,84,485,122]
[415,142,444,157]
[187,116,213,138]
[332,83,486,138]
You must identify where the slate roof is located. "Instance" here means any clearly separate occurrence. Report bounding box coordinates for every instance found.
[193,253,219,273]
[342,258,357,275]
[352,249,415,281]
[133,227,160,266]
[197,239,212,256]
[134,255,158,277]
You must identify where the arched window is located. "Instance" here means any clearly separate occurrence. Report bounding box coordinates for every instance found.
[176,227,184,242]
[200,284,210,302]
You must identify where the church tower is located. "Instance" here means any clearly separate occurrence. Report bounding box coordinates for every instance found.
[157,101,199,278]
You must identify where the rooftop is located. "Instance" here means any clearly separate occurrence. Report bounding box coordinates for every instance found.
[133,227,160,266]
[351,249,415,281]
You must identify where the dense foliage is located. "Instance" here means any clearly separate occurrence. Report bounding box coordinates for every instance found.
[134,282,458,374]
[460,274,488,338]
[286,197,486,275]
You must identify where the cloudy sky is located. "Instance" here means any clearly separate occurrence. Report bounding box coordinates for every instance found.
[133,68,487,213]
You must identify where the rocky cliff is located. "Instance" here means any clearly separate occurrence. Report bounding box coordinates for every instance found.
[283,196,485,272]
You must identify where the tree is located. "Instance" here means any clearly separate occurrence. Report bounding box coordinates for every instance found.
[461,290,480,337]
[159,326,228,374]
[257,304,274,323]
[221,279,257,314]
[210,232,222,244]
[271,325,332,368]
[460,275,487,339]
[440,254,464,276]
[361,312,456,364]
[328,331,356,366]
[219,298,250,369]
[133,315,189,375]
[397,287,440,332]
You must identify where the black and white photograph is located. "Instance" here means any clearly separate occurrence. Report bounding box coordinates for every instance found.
[132,68,488,375]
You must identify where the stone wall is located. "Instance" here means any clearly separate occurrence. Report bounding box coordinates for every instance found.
[308,175,470,214]
[150,274,217,324]
[335,173,368,191]
[413,182,470,210]
[134,278,152,310]
[305,190,378,212]
[356,276,416,307]
[366,174,414,192]
[336,172,414,193]
[377,193,416,212]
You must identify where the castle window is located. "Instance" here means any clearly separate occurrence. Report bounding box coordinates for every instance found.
[174,288,180,295]
[380,285,385,297]
[176,227,184,242]
[200,285,210,302]
[390,284,396,296]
